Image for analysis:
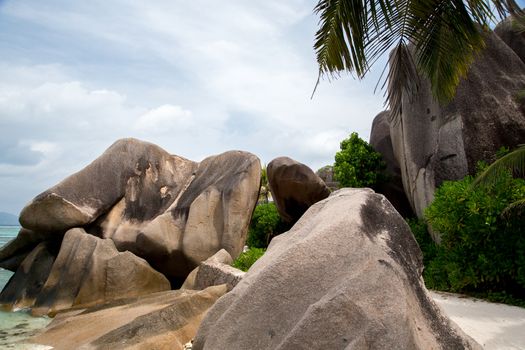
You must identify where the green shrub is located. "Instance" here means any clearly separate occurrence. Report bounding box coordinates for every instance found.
[232,248,266,272]
[422,163,525,304]
[333,132,386,188]
[247,203,286,248]
[407,218,437,265]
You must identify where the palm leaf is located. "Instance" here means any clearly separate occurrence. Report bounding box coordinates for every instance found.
[313,0,525,109]
[408,0,486,102]
[314,0,369,79]
[385,41,419,120]
[502,197,525,217]
[472,145,525,187]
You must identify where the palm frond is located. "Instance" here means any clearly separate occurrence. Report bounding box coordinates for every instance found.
[314,0,369,79]
[313,0,523,109]
[408,0,486,102]
[386,41,419,121]
[472,145,525,187]
[502,197,525,217]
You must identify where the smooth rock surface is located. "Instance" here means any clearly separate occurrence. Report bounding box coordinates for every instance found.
[132,150,260,282]
[29,228,170,316]
[390,29,525,219]
[369,110,414,218]
[193,188,481,350]
[267,156,330,224]
[20,138,195,234]
[30,285,228,350]
[181,249,233,290]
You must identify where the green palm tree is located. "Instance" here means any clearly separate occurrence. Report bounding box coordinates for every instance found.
[472,145,525,214]
[313,0,524,117]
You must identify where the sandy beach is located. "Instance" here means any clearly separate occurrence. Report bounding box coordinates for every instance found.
[432,291,525,349]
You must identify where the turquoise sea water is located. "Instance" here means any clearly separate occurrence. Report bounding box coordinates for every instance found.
[0,226,17,290]
[0,226,52,349]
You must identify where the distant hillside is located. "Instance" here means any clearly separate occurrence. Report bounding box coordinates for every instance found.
[0,212,19,226]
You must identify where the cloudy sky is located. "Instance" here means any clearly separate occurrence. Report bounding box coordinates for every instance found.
[0,0,387,215]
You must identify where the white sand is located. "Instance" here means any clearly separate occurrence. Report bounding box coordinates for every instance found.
[432,291,525,349]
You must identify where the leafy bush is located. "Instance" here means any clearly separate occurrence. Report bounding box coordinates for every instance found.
[247,203,286,248]
[420,163,525,304]
[232,248,266,272]
[333,132,386,188]
[407,218,437,266]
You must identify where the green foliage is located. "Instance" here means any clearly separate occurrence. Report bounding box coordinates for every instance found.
[514,89,525,103]
[247,203,286,248]
[407,218,437,266]
[495,146,510,159]
[232,248,266,272]
[333,132,386,188]
[421,164,525,304]
[472,145,525,216]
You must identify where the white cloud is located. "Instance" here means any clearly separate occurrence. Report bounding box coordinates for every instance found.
[0,0,387,214]
[135,104,193,133]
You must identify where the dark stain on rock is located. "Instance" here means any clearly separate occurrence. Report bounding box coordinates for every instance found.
[359,194,475,349]
[171,151,256,222]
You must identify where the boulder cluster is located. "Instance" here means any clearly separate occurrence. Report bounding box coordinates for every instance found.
[2,17,524,350]
[370,23,525,229]
[0,138,261,315]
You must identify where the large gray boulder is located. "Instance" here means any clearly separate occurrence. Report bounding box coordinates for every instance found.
[315,165,339,191]
[6,138,261,284]
[30,285,228,350]
[0,228,48,271]
[19,228,171,316]
[267,156,330,224]
[193,188,480,350]
[495,17,525,64]
[369,110,414,218]
[390,29,525,220]
[20,138,196,233]
[126,149,261,282]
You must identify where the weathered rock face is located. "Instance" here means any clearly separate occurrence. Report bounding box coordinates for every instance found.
[1,228,171,316]
[129,150,261,282]
[390,29,525,219]
[192,262,244,292]
[30,285,228,350]
[495,17,525,64]
[267,157,330,224]
[5,138,261,285]
[0,228,48,271]
[193,189,481,350]
[181,249,234,290]
[369,111,414,218]
[0,241,58,310]
[20,138,196,234]
[315,165,339,191]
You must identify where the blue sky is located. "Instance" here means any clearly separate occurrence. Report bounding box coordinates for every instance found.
[0,1,389,215]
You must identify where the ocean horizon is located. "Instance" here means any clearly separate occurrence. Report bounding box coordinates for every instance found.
[0,226,52,349]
